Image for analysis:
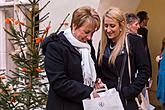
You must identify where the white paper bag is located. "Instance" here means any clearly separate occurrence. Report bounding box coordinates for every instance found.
[83,88,124,110]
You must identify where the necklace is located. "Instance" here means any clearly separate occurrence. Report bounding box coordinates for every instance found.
[110,43,115,49]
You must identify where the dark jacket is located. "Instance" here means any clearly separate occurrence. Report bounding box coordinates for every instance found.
[138,27,152,78]
[96,33,149,110]
[42,32,93,110]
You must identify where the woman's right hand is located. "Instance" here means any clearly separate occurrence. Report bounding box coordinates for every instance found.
[156,55,162,62]
[94,78,104,89]
[91,78,106,98]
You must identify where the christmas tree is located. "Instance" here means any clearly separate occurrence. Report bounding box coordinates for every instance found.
[0,0,69,109]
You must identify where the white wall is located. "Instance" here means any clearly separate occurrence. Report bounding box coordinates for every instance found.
[98,0,141,17]
[0,10,6,70]
[0,0,6,70]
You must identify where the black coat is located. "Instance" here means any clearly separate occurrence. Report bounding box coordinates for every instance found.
[138,27,152,78]
[42,32,93,110]
[96,33,149,110]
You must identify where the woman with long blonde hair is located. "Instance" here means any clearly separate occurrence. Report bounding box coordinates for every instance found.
[96,7,149,110]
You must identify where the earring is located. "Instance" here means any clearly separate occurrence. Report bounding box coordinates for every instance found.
[72,31,75,34]
[119,28,122,32]
[72,30,75,35]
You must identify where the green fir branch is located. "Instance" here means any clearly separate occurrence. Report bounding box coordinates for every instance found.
[55,13,70,34]
[19,1,31,14]
[3,28,15,38]
[17,5,32,22]
[27,0,33,4]
[15,11,24,38]
[35,0,40,4]
[36,12,50,24]
[35,1,50,16]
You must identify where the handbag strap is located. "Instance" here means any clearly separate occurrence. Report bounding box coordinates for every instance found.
[125,36,132,83]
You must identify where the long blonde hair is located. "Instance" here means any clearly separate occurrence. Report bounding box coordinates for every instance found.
[98,7,126,64]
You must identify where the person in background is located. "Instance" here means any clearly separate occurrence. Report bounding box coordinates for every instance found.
[137,11,152,79]
[96,7,149,110]
[125,13,140,34]
[42,6,100,110]
[126,12,154,108]
[156,37,165,110]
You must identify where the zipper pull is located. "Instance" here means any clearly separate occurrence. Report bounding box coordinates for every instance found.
[117,77,121,91]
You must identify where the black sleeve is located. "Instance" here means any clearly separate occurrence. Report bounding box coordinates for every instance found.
[44,42,93,103]
[122,35,149,99]
[95,42,103,78]
[146,46,152,78]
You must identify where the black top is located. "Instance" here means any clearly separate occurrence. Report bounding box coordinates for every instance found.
[138,27,152,78]
[138,27,148,47]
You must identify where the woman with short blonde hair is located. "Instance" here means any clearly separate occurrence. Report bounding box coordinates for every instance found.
[42,6,101,110]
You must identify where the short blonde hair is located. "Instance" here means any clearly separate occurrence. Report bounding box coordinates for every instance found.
[98,7,126,64]
[71,6,100,31]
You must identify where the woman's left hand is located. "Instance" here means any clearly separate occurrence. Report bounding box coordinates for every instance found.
[91,89,100,98]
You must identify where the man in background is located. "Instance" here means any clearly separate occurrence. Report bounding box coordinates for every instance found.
[137,11,152,83]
